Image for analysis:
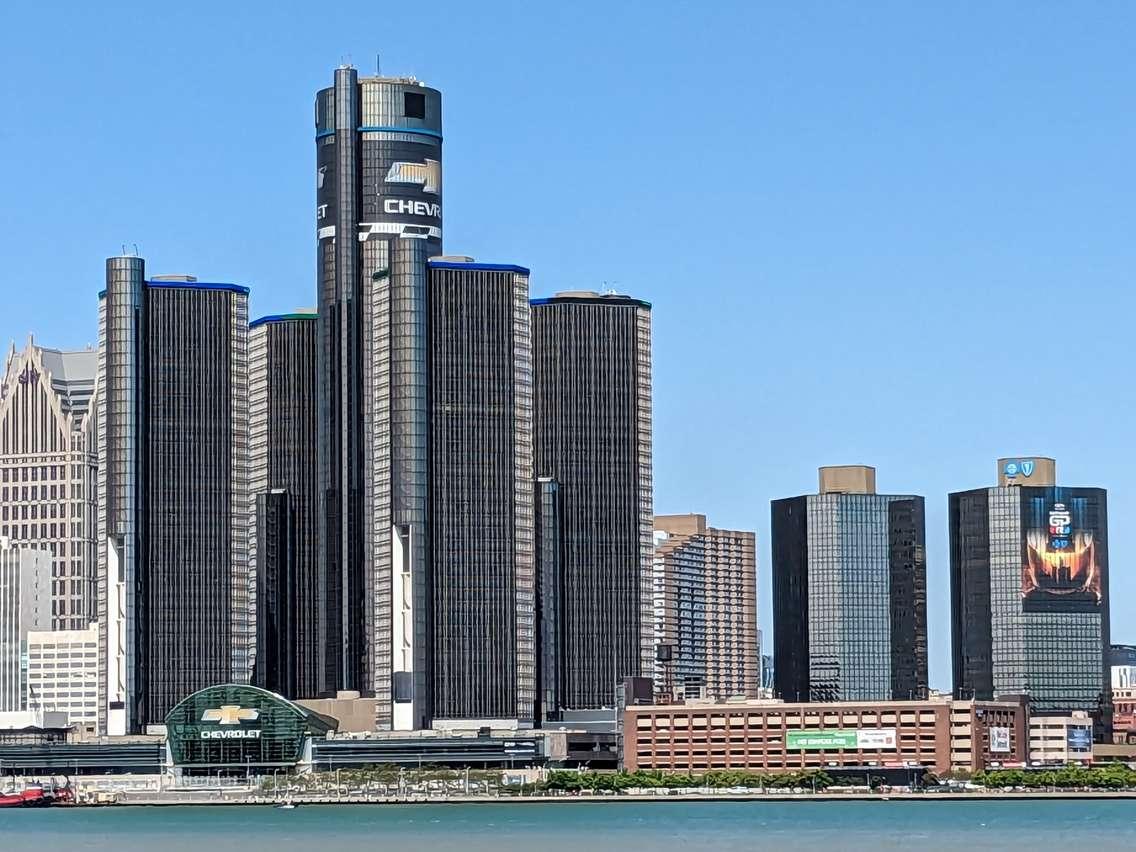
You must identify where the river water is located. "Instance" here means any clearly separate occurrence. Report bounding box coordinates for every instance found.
[3,799,1135,851]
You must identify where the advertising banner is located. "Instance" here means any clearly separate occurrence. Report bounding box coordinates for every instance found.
[786,729,896,750]
[1067,727,1092,752]
[855,728,897,749]
[1021,488,1105,613]
[316,138,337,241]
[989,726,1011,753]
[359,138,442,243]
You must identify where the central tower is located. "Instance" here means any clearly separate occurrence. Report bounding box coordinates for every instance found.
[315,66,442,719]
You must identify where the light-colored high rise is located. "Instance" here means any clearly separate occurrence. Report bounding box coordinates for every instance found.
[652,514,759,701]
[25,624,99,728]
[0,337,98,629]
[0,539,52,710]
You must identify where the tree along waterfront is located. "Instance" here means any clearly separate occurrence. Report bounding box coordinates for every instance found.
[974,764,1136,790]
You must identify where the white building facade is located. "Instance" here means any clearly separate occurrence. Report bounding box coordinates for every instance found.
[0,539,52,710]
[25,624,100,728]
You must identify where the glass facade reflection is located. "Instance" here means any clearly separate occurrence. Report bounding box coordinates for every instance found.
[531,294,653,712]
[165,683,336,771]
[97,261,250,732]
[314,67,443,718]
[426,261,534,723]
[249,316,319,699]
[950,485,1111,736]
[772,493,928,702]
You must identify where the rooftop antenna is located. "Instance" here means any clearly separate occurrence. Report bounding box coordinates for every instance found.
[132,243,139,256]
[377,52,382,77]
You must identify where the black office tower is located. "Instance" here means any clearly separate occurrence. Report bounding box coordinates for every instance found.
[314,66,442,708]
[97,260,250,733]
[531,292,653,712]
[950,457,1110,737]
[249,314,319,699]
[426,259,534,725]
[534,477,563,725]
[771,466,928,703]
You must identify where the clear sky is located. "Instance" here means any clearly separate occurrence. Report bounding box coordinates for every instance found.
[3,1,1133,689]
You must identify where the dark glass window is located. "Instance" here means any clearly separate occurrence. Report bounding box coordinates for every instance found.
[404,91,426,119]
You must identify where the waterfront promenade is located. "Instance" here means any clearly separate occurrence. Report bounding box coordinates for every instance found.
[106,788,1136,806]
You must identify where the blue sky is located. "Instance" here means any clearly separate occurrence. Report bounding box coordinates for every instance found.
[3,1,1134,689]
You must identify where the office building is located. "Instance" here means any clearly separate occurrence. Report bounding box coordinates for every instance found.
[0,540,51,710]
[652,514,759,701]
[1028,713,1094,765]
[315,67,443,706]
[761,654,775,692]
[1109,645,1136,688]
[426,258,534,726]
[25,624,99,728]
[0,338,98,629]
[97,257,250,733]
[771,466,928,703]
[623,696,1025,776]
[1110,645,1136,742]
[531,291,653,713]
[248,313,319,699]
[949,457,1110,737]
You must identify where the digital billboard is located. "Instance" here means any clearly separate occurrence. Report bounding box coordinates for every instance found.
[1021,488,1106,613]
[786,729,896,750]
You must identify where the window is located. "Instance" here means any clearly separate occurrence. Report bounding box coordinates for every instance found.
[404,91,426,119]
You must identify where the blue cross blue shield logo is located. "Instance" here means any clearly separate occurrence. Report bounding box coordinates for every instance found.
[1020,460,1035,477]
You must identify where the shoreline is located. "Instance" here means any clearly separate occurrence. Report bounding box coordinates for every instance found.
[91,790,1136,807]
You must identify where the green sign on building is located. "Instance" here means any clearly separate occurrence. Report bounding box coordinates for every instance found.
[786,730,859,750]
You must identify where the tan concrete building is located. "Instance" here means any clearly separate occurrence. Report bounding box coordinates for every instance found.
[0,338,98,630]
[623,697,1025,776]
[1029,712,1094,764]
[652,515,758,701]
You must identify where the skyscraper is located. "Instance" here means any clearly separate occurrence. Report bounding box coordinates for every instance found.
[0,539,51,711]
[426,258,534,726]
[531,291,653,713]
[950,457,1110,737]
[96,258,250,734]
[772,465,928,703]
[652,514,759,701]
[248,313,319,699]
[0,338,98,629]
[314,66,443,705]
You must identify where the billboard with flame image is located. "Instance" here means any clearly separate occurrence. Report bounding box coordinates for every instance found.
[1022,490,1104,613]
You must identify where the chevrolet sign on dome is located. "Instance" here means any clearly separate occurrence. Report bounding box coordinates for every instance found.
[164,684,337,769]
[199,704,262,739]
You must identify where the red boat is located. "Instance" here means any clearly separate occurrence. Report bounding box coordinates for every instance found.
[0,784,74,808]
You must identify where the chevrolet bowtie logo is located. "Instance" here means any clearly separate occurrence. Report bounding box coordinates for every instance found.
[202,705,259,725]
[385,159,441,194]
